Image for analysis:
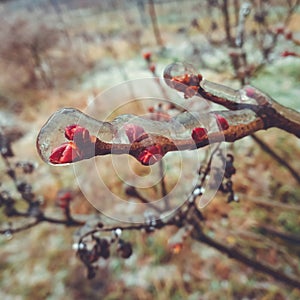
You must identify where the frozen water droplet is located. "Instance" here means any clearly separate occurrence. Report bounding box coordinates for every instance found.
[72,242,86,250]
[72,243,79,250]
[4,230,13,240]
[114,228,122,238]
[193,187,202,197]
[163,62,197,80]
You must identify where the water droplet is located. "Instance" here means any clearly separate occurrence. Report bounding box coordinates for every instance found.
[114,228,122,238]
[4,230,13,240]
[72,242,86,250]
[163,62,196,80]
[193,187,202,197]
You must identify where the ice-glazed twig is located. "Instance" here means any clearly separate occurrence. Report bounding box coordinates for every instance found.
[36,107,263,166]
[36,63,300,166]
[164,63,300,138]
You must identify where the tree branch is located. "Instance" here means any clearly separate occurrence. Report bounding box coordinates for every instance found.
[251,133,300,183]
[36,65,300,167]
[192,227,300,289]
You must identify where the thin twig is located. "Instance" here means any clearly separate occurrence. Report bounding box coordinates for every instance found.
[191,220,300,289]
[251,134,300,183]
[125,186,163,213]
[258,225,300,244]
[0,214,84,235]
[0,220,39,235]
[244,195,300,212]
[158,159,170,210]
[148,0,164,48]
[0,152,85,235]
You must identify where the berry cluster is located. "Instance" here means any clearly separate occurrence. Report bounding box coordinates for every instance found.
[75,229,132,279]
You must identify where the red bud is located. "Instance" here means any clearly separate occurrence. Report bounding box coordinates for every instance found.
[275,26,284,35]
[244,86,256,98]
[215,114,229,130]
[285,32,293,40]
[191,127,207,142]
[65,125,81,140]
[138,145,163,165]
[73,127,91,145]
[143,52,152,61]
[170,242,183,254]
[281,50,297,57]
[49,142,80,164]
[56,190,73,209]
[149,63,156,73]
[50,125,95,164]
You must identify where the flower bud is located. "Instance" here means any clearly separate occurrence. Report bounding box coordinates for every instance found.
[191,127,207,142]
[215,114,229,130]
[137,145,163,165]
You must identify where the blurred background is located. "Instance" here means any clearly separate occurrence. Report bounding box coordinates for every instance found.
[0,0,300,299]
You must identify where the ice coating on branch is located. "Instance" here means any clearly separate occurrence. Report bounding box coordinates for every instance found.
[36,60,298,167]
[163,62,202,98]
[200,79,240,102]
[112,113,189,142]
[37,97,257,165]
[37,108,113,165]
[124,124,147,143]
[227,109,257,124]
[163,63,268,107]
[36,107,220,165]
[164,62,197,80]
[36,105,259,166]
